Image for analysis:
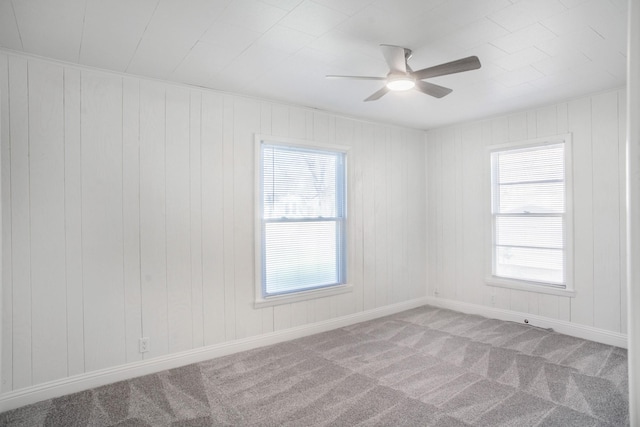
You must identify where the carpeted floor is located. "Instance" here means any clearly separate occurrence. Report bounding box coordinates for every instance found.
[0,305,629,426]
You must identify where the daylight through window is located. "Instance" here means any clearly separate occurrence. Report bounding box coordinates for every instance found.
[490,139,571,288]
[260,142,347,297]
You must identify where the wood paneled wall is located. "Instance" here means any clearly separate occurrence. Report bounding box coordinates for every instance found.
[0,53,427,392]
[426,89,627,334]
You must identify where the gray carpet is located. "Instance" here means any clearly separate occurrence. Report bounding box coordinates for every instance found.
[0,305,629,426]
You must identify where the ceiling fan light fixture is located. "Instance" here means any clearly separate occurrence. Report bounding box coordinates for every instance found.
[327,45,481,101]
[386,77,415,91]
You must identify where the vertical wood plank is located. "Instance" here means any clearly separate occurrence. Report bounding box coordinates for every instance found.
[434,131,444,298]
[385,129,395,305]
[510,290,529,313]
[569,97,594,326]
[201,92,225,345]
[63,67,85,373]
[508,113,527,142]
[122,77,142,363]
[361,124,376,310]
[440,129,456,300]
[556,102,571,322]
[538,294,559,319]
[9,56,31,389]
[165,86,192,353]
[460,124,484,305]
[488,118,510,309]
[536,105,558,137]
[407,132,426,299]
[618,89,627,334]
[81,70,126,370]
[373,125,388,308]
[288,108,305,139]
[273,305,292,331]
[259,102,273,334]
[0,53,12,392]
[271,104,288,138]
[557,102,568,134]
[313,112,330,143]
[454,129,463,300]
[480,122,495,308]
[389,129,406,303]
[426,132,437,297]
[314,296,334,323]
[289,302,309,328]
[351,121,364,312]
[261,309,274,335]
[417,130,428,299]
[222,95,236,340]
[189,90,204,348]
[527,111,538,138]
[526,112,537,139]
[557,297,571,322]
[591,91,621,332]
[233,98,261,338]
[260,102,272,136]
[334,117,356,317]
[139,80,168,358]
[305,111,314,140]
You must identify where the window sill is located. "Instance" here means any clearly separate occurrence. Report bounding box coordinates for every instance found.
[254,284,353,309]
[485,276,576,298]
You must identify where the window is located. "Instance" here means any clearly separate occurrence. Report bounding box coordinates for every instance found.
[255,136,349,306]
[487,134,574,296]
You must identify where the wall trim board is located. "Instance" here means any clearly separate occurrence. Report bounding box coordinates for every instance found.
[0,297,428,412]
[425,296,628,349]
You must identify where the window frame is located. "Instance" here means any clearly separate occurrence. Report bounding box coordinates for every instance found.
[485,133,576,298]
[254,134,352,308]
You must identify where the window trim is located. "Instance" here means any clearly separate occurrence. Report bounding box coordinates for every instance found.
[254,134,352,308]
[485,133,576,298]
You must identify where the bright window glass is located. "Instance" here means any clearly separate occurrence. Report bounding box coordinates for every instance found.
[490,143,568,286]
[260,143,346,296]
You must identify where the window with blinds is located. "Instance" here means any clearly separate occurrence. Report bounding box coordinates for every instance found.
[490,139,571,288]
[259,142,347,297]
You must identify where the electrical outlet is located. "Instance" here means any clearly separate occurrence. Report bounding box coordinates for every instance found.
[434,288,440,296]
[490,295,496,305]
[139,337,150,353]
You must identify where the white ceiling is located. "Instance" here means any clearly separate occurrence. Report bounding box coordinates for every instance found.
[0,0,628,130]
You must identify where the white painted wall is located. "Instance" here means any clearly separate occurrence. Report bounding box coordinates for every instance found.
[427,88,628,335]
[0,52,427,393]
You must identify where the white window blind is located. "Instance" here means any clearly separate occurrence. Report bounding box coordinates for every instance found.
[260,143,346,297]
[490,143,567,286]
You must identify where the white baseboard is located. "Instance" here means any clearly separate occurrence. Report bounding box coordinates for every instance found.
[0,297,428,413]
[2,295,626,413]
[425,296,628,349]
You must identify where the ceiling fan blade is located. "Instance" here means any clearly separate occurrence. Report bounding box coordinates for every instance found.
[364,86,389,102]
[326,75,387,80]
[380,44,407,74]
[415,80,453,98]
[412,56,481,80]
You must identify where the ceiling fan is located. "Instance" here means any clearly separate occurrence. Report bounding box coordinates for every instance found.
[326,44,481,102]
